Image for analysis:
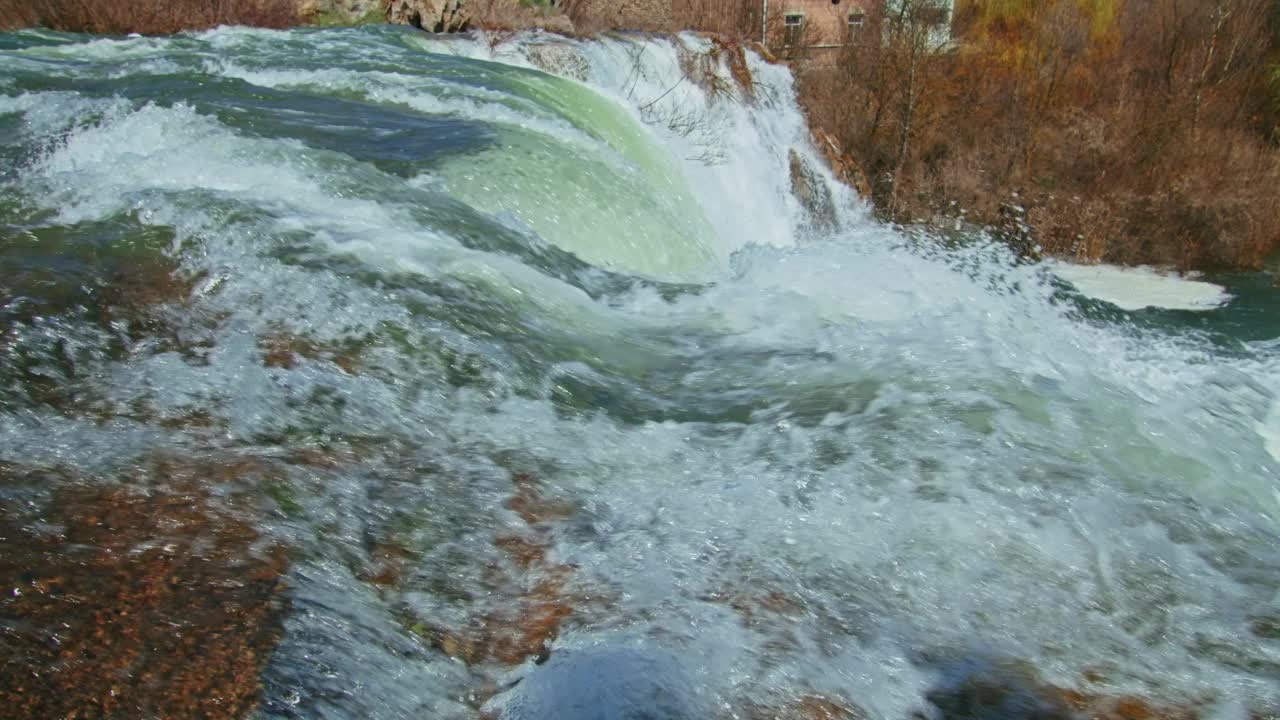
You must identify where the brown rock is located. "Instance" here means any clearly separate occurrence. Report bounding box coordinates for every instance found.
[486,569,576,665]
[791,148,838,231]
[741,695,863,720]
[437,0,469,32]
[711,36,755,100]
[386,0,435,28]
[784,696,863,720]
[259,330,360,374]
[526,41,592,80]
[924,658,1200,720]
[403,472,596,668]
[505,471,575,526]
[1063,692,1198,720]
[546,0,667,33]
[707,585,805,628]
[812,126,872,199]
[387,0,469,32]
[494,534,550,569]
[0,463,288,720]
[362,541,419,587]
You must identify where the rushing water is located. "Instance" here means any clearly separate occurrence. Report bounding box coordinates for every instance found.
[1,24,1278,720]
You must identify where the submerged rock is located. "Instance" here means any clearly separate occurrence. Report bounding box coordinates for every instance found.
[925,657,1076,720]
[404,472,588,668]
[259,330,362,374]
[526,41,592,81]
[486,646,698,720]
[0,463,288,720]
[923,656,1200,720]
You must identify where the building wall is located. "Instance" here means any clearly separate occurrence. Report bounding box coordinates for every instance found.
[767,0,875,49]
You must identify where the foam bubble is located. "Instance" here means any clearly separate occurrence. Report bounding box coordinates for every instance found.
[1052,261,1231,311]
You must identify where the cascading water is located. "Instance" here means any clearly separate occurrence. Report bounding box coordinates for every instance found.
[1,23,1278,720]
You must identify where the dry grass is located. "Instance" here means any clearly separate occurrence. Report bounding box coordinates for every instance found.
[0,0,301,34]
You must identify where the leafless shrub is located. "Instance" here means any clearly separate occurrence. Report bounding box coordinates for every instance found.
[797,0,1280,269]
[621,38,732,165]
[671,0,759,38]
[0,0,301,34]
[677,38,734,101]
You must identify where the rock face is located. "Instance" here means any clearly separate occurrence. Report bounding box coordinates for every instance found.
[0,463,288,720]
[387,0,431,28]
[811,127,872,199]
[525,41,592,81]
[923,656,1200,720]
[387,0,469,31]
[299,0,384,23]
[790,148,838,232]
[402,472,587,668]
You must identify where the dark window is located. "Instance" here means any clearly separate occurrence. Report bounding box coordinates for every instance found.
[848,10,866,38]
[916,4,949,26]
[783,13,804,47]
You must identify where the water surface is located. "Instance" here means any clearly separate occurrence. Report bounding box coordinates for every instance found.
[1,24,1278,720]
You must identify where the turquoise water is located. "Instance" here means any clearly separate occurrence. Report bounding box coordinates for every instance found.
[1,25,1278,720]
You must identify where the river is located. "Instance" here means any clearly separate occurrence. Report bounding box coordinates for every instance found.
[1,24,1277,720]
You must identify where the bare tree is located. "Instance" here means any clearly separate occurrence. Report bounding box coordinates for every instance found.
[881,0,952,218]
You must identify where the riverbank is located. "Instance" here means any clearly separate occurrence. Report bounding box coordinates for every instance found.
[793,2,1280,272]
[2,1,1276,271]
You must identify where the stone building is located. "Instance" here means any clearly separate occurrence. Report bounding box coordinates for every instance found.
[763,0,952,63]
[766,0,876,54]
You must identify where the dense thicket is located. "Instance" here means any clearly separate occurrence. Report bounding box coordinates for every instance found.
[798,0,1280,269]
[0,0,300,33]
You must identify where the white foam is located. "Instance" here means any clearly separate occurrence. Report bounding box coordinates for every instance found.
[15,33,169,61]
[1263,401,1280,463]
[0,91,129,137]
[420,32,861,254]
[1051,261,1231,311]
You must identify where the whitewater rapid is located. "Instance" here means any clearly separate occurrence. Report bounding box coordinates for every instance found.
[1,24,1277,720]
